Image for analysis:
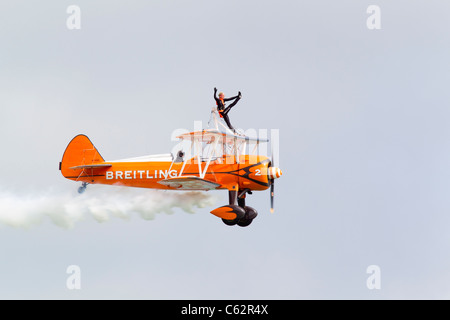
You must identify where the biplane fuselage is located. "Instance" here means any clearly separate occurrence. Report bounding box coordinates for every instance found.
[60,126,282,227]
[62,153,272,192]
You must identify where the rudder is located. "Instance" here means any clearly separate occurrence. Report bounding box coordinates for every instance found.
[60,134,105,178]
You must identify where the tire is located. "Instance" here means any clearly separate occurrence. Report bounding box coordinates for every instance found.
[222,218,238,226]
[243,206,258,220]
[237,218,253,227]
[236,206,258,227]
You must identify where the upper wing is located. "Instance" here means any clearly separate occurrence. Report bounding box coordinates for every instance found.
[176,129,269,144]
[158,176,221,191]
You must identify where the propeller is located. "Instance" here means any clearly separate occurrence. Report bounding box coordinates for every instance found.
[268,138,282,213]
[270,182,275,213]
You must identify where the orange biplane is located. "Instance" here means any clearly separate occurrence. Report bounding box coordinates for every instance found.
[59,110,282,227]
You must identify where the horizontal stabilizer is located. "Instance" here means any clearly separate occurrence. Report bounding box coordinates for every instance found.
[158,176,220,191]
[69,164,112,170]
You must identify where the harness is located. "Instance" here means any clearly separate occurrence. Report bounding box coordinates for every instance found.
[217,98,225,118]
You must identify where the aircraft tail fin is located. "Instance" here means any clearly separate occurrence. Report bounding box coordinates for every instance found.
[60,134,106,179]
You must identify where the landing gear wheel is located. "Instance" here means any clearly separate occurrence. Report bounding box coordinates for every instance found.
[237,206,258,227]
[78,182,88,194]
[222,218,238,226]
[243,206,258,220]
[237,218,253,227]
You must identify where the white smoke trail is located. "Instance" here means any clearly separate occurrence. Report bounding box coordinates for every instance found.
[0,186,219,229]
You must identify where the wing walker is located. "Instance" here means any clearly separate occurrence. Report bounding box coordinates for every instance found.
[59,91,283,227]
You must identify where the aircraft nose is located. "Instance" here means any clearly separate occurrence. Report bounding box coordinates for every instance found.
[268,167,282,179]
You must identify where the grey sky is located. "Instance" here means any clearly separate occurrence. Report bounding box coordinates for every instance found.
[1,0,450,299]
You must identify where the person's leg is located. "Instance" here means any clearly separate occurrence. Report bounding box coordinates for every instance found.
[223,97,240,116]
[223,114,234,131]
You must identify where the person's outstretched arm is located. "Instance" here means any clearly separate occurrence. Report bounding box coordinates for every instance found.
[213,87,220,103]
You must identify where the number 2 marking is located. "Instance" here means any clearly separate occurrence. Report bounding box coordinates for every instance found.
[255,169,261,176]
